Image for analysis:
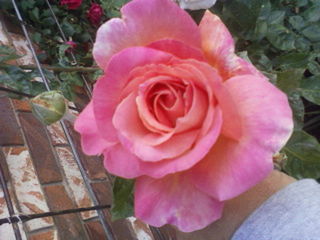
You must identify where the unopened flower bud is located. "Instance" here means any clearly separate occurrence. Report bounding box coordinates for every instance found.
[30,91,67,125]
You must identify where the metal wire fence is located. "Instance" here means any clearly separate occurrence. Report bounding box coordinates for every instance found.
[0,1,166,239]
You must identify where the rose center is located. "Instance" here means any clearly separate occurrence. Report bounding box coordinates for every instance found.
[145,81,191,128]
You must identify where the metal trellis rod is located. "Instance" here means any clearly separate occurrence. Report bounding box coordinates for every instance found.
[0,160,22,239]
[10,0,115,239]
[0,205,111,225]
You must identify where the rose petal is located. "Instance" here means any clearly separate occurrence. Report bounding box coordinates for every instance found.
[103,143,144,179]
[148,39,205,61]
[199,11,266,80]
[113,93,200,161]
[190,75,293,201]
[136,75,209,134]
[113,92,172,147]
[74,101,113,155]
[93,47,175,142]
[136,76,178,133]
[176,60,243,140]
[135,173,223,232]
[93,0,200,69]
[104,106,222,179]
[120,130,200,162]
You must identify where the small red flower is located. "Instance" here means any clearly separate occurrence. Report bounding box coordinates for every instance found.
[65,41,77,53]
[60,0,82,10]
[87,3,103,26]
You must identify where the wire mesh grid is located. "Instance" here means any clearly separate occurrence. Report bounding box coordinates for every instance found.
[0,1,166,239]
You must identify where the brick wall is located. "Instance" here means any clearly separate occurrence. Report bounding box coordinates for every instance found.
[0,15,164,240]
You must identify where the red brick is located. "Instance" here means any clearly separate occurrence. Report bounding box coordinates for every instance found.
[85,220,106,240]
[129,218,155,240]
[90,182,113,206]
[28,229,56,240]
[18,112,62,184]
[43,185,87,240]
[90,181,113,227]
[0,96,24,145]
[11,99,31,112]
[64,121,107,180]
[112,219,137,240]
[150,225,177,240]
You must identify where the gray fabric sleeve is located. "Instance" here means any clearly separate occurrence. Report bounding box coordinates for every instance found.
[231,179,320,240]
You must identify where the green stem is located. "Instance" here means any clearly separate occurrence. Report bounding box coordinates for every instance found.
[19,65,100,73]
[305,111,320,115]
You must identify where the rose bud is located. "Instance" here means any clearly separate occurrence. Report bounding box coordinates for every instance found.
[30,91,74,125]
[87,3,104,26]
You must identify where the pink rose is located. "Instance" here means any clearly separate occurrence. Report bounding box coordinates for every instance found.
[60,0,82,10]
[87,3,103,26]
[75,0,293,232]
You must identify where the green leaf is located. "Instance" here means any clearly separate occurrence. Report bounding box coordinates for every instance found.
[273,53,310,70]
[59,72,83,87]
[0,0,13,10]
[294,37,311,51]
[266,24,296,51]
[0,45,16,55]
[0,73,11,84]
[58,44,71,66]
[0,45,21,63]
[61,20,75,37]
[92,70,103,81]
[41,17,55,27]
[283,130,320,179]
[40,9,52,18]
[20,0,35,11]
[59,81,76,101]
[267,10,285,25]
[77,31,91,42]
[295,0,308,7]
[308,61,320,76]
[288,92,305,130]
[300,76,320,105]
[301,24,320,42]
[252,20,268,41]
[237,51,252,63]
[288,15,307,31]
[276,68,304,94]
[111,177,134,221]
[32,32,41,44]
[224,0,257,30]
[42,29,51,35]
[29,7,39,22]
[301,5,320,22]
